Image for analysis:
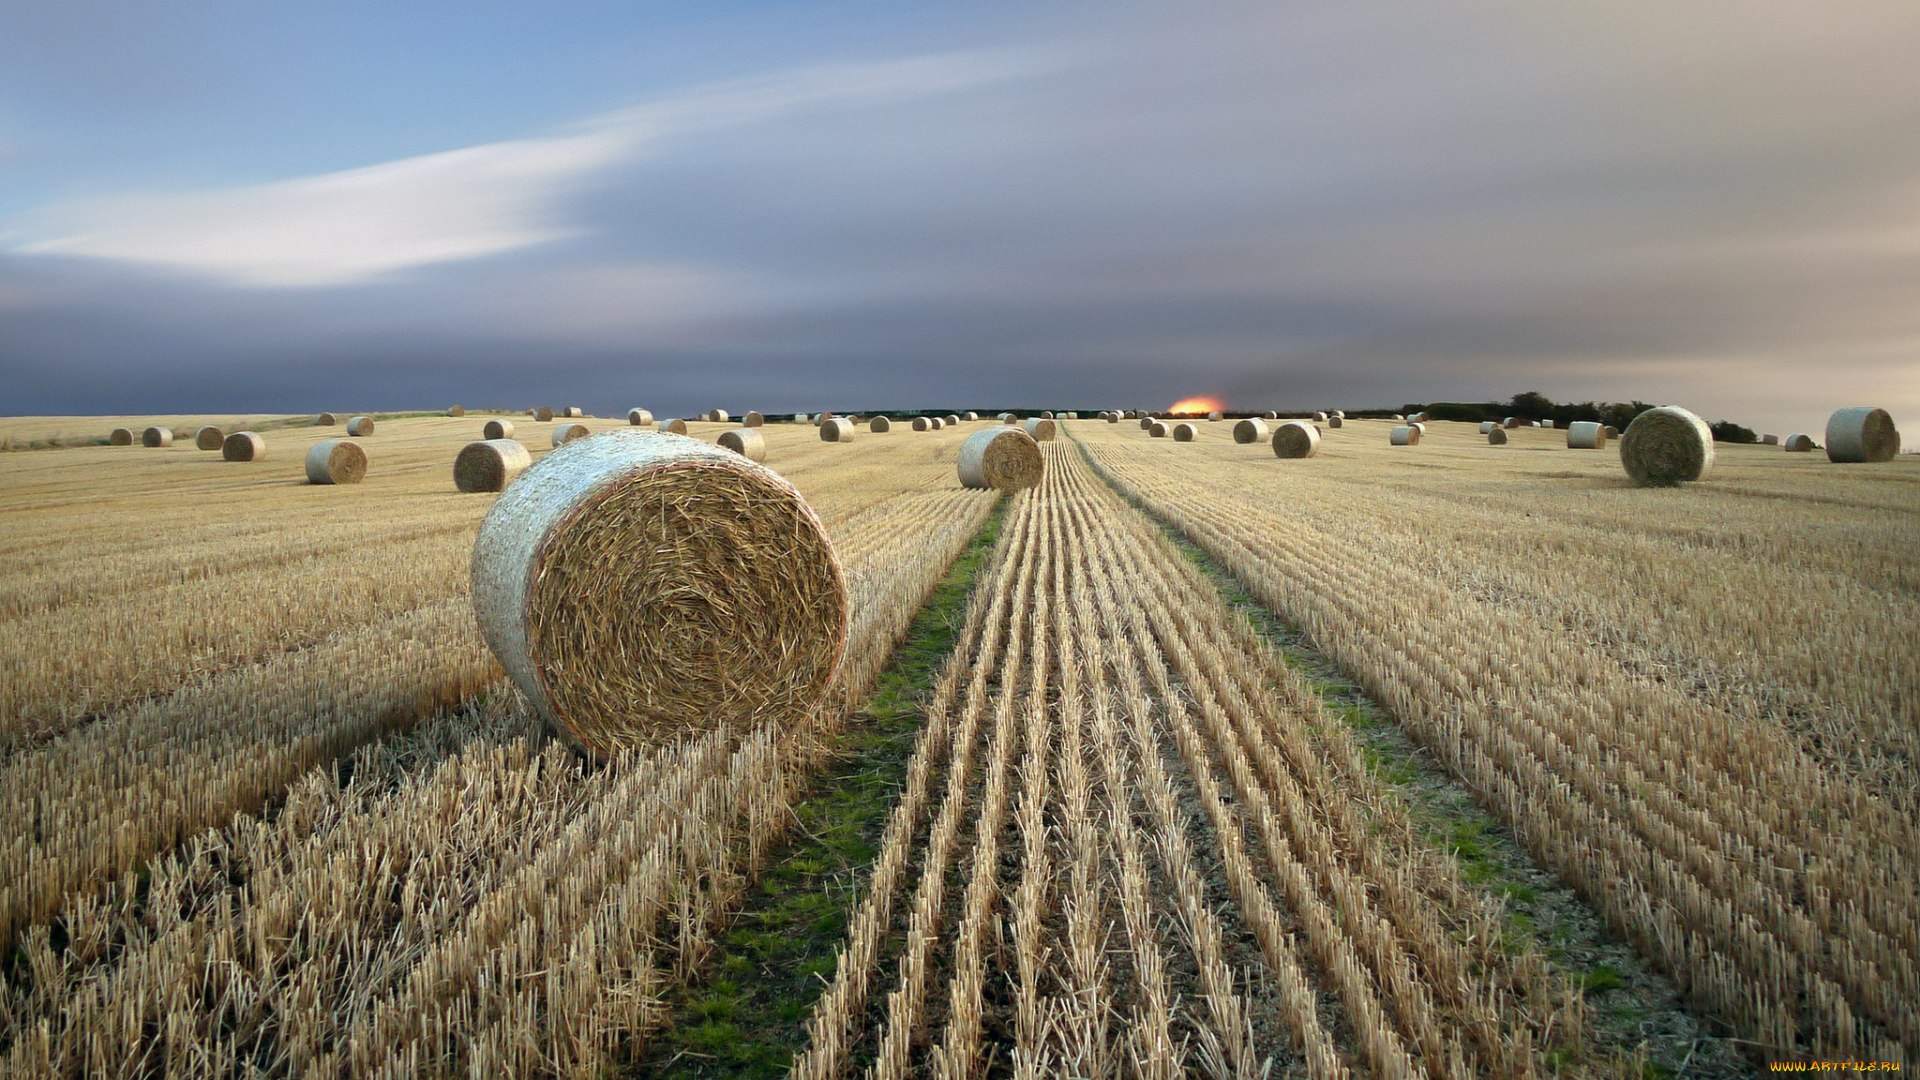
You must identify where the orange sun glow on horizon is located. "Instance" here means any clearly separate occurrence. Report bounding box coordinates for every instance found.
[1167,396,1226,415]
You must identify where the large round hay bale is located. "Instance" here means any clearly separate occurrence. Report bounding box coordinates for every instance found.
[870,416,892,432]
[1502,416,1522,429]
[705,409,729,423]
[932,417,947,430]
[1620,405,1714,486]
[743,411,764,428]
[1261,411,1278,421]
[1172,423,1198,442]
[1314,412,1329,423]
[1139,416,1156,430]
[912,416,932,431]
[1604,425,1620,439]
[536,407,555,422]
[1478,421,1497,434]
[552,423,590,447]
[1233,418,1268,444]
[1331,410,1346,419]
[222,431,267,461]
[958,427,1044,490]
[1410,422,1427,436]
[945,414,960,426]
[1040,410,1054,420]
[1105,411,1121,423]
[1271,421,1320,458]
[963,411,979,421]
[306,440,367,485]
[1327,415,1344,429]
[821,417,856,442]
[659,418,689,435]
[471,430,846,756]
[1149,421,1169,438]
[1825,407,1899,463]
[109,428,134,446]
[447,406,466,417]
[1206,411,1223,422]
[1488,427,1509,446]
[1567,421,1607,449]
[999,412,1018,423]
[717,428,768,462]
[563,407,584,419]
[347,416,375,437]
[793,413,809,423]
[194,425,225,450]
[455,438,533,492]
[1408,411,1428,423]
[316,413,339,426]
[1389,425,1420,446]
[815,411,835,426]
[627,409,654,426]
[1392,414,1405,422]
[484,419,516,440]
[1023,417,1057,442]
[142,426,173,448]
[1784,433,1815,452]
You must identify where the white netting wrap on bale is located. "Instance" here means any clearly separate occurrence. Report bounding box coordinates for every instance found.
[717,428,767,462]
[221,431,267,462]
[1390,425,1420,446]
[1620,405,1714,486]
[305,440,367,485]
[1024,418,1057,441]
[1271,421,1320,458]
[1784,433,1815,452]
[142,427,173,448]
[957,427,1044,490]
[1825,407,1900,463]
[1567,421,1607,449]
[627,409,653,426]
[347,416,375,437]
[470,429,847,757]
[820,417,856,442]
[484,419,516,440]
[1233,418,1269,444]
[455,439,533,492]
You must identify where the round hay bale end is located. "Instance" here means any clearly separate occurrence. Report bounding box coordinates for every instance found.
[552,423,590,447]
[931,417,947,430]
[1206,411,1224,422]
[1620,405,1714,486]
[455,439,533,492]
[1327,415,1344,429]
[1567,421,1608,449]
[627,409,654,426]
[1271,421,1320,459]
[1262,411,1278,420]
[194,425,225,451]
[1478,421,1497,434]
[717,428,768,462]
[1106,411,1122,423]
[1040,410,1054,420]
[347,416,375,437]
[317,412,340,426]
[1761,433,1779,445]
[1784,433,1816,452]
[912,416,932,431]
[1172,423,1198,442]
[484,419,517,440]
[1410,422,1427,436]
[142,426,173,448]
[945,414,960,426]
[1503,416,1522,429]
[1023,417,1057,442]
[963,411,979,421]
[447,406,466,417]
[563,407,584,419]
[743,411,764,428]
[1149,422,1170,438]
[1389,425,1420,446]
[222,431,267,462]
[870,416,892,432]
[1314,412,1329,423]
[1487,427,1509,446]
[109,428,134,446]
[306,440,367,485]
[658,418,689,435]
[958,427,1044,490]
[1825,407,1899,463]
[1233,418,1268,444]
[536,407,555,422]
[471,430,847,757]
[1139,416,1156,430]
[1604,425,1620,439]
[815,411,835,426]
[999,412,1018,423]
[821,417,856,442]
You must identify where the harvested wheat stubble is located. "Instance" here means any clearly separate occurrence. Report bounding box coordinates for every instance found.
[716,427,767,462]
[536,407,555,422]
[194,426,225,451]
[447,405,465,417]
[109,428,133,446]
[551,423,589,447]
[743,411,764,427]
[1023,417,1057,441]
[1173,422,1198,441]
[870,416,892,432]
[1619,405,1714,486]
[455,438,533,492]
[1488,427,1509,445]
[483,419,515,440]
[221,431,267,462]
[912,416,933,431]
[1233,417,1268,444]
[1149,421,1170,438]
[1390,424,1420,445]
[470,429,847,756]
[956,426,1043,490]
[1784,434,1816,452]
[1271,420,1320,458]
[658,418,688,435]
[819,417,857,442]
[347,416,375,437]
[1825,407,1900,463]
[142,426,172,447]
[305,439,367,485]
[627,408,653,426]
[1567,421,1608,449]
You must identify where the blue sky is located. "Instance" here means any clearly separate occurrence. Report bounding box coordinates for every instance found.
[3,0,1918,440]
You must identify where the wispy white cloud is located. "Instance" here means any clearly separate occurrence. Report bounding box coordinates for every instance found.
[5,51,1043,288]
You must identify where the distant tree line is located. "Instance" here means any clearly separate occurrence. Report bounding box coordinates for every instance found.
[1398,392,1758,443]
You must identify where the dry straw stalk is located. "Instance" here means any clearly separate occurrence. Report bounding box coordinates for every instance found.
[957,427,1044,490]
[455,438,533,492]
[305,440,367,484]
[221,431,267,462]
[1620,405,1714,486]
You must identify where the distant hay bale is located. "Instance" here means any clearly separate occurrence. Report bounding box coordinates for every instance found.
[552,423,590,447]
[222,431,267,462]
[963,411,979,421]
[142,426,173,448]
[931,417,946,430]
[1478,421,1497,434]
[1620,405,1714,486]
[1314,412,1329,423]
[448,406,466,417]
[1332,410,1345,419]
[717,428,768,462]
[1503,416,1522,428]
[1327,415,1343,428]
[628,409,654,426]
[109,428,134,446]
[536,407,554,422]
[1024,417,1057,441]
[1784,434,1815,452]
[1567,421,1608,449]
[194,426,225,450]
[1271,421,1320,458]
[317,412,340,426]
[1825,407,1900,463]
[816,411,835,426]
[1262,411,1278,420]
[706,409,730,423]
[1172,423,1198,442]
[1139,416,1157,430]
[1149,421,1170,438]
[659,418,689,435]
[1487,427,1509,446]
[1107,411,1122,423]
[1761,433,1778,445]
[958,427,1044,490]
[743,411,764,427]
[1389,425,1420,446]
[1410,422,1427,436]
[1604,425,1620,439]
[1207,411,1224,422]
[455,439,533,492]
[1540,419,1557,429]
[821,417,857,442]
[945,414,960,426]
[470,429,847,756]
[999,412,1018,423]
[484,419,516,440]
[347,416,375,437]
[1041,410,1055,419]
[1392,414,1405,421]
[564,407,583,418]
[1233,418,1268,444]
[793,413,809,423]
[912,416,933,431]
[305,440,367,485]
[870,416,892,432]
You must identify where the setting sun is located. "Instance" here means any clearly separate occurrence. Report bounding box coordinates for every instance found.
[1167,396,1225,415]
